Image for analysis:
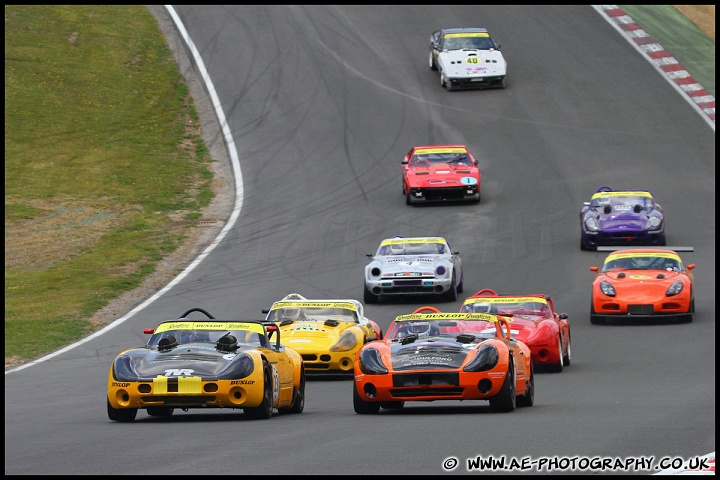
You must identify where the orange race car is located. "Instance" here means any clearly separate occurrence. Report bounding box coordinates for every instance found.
[460,289,571,373]
[590,247,696,324]
[353,307,534,414]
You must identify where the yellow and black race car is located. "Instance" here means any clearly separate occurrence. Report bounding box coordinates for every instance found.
[107,308,305,422]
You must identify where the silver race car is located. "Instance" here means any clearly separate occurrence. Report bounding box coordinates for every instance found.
[429,27,507,91]
[364,236,464,304]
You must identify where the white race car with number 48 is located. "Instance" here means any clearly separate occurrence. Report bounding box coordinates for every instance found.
[429,27,507,91]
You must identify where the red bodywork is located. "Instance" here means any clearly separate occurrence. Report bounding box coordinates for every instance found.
[460,289,571,373]
[402,144,482,204]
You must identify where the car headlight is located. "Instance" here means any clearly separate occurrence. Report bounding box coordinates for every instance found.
[647,217,662,229]
[330,330,358,352]
[584,217,601,232]
[599,281,616,297]
[436,265,447,276]
[666,281,684,296]
[217,353,255,379]
[463,344,499,372]
[369,267,381,278]
[112,355,140,382]
[358,348,387,374]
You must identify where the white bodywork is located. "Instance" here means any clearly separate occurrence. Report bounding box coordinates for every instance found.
[438,48,506,81]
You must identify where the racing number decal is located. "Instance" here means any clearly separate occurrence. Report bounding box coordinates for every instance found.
[271,365,279,404]
[466,57,479,64]
[460,177,478,185]
[295,323,319,331]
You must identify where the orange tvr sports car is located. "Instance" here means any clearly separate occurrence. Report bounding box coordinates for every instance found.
[353,307,534,414]
[590,247,695,324]
[460,289,571,373]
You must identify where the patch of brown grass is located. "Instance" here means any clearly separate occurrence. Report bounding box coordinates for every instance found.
[675,5,715,40]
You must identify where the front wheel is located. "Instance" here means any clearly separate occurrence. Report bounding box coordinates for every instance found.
[353,382,380,414]
[590,300,604,325]
[146,406,174,417]
[364,285,378,304]
[107,398,137,423]
[489,360,516,412]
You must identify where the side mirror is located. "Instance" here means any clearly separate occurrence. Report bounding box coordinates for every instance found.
[590,266,599,272]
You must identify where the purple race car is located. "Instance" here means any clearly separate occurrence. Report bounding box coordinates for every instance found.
[579,186,666,251]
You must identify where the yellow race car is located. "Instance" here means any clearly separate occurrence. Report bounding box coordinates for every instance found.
[107,308,305,422]
[263,294,384,376]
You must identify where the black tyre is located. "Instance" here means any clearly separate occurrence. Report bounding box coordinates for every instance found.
[107,398,137,423]
[146,406,174,417]
[516,362,534,408]
[444,274,458,302]
[429,50,437,71]
[244,362,273,420]
[563,333,572,366]
[278,369,305,414]
[549,338,563,373]
[457,273,464,294]
[590,301,604,325]
[380,401,405,410]
[364,285,378,304]
[489,360,516,412]
[353,382,380,414]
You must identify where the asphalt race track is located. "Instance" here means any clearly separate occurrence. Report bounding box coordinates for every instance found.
[5,5,715,475]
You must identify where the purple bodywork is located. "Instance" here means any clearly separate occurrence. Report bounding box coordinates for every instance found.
[579,186,666,251]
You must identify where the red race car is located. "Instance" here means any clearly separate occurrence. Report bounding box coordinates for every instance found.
[590,247,696,324]
[460,289,571,373]
[353,306,534,414]
[401,144,481,205]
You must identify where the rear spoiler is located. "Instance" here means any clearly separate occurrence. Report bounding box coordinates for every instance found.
[596,246,694,252]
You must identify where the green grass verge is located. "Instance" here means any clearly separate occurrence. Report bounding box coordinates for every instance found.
[620,5,715,97]
[5,5,214,362]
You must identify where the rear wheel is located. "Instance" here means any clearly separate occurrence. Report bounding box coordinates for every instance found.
[444,274,458,302]
[278,370,305,414]
[244,362,273,420]
[107,398,137,423]
[353,382,380,414]
[489,360,516,412]
[563,333,572,366]
[549,338,563,373]
[516,362,534,408]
